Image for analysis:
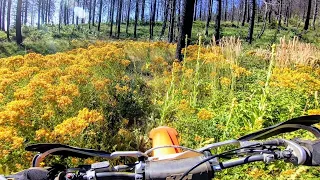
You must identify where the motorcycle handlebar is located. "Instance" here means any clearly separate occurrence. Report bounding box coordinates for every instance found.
[81,155,266,180]
[85,172,136,180]
[43,138,320,180]
[214,155,265,170]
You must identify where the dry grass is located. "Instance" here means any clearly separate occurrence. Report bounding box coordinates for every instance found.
[276,36,320,67]
[219,36,242,63]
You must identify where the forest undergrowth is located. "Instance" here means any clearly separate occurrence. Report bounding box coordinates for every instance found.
[0,36,320,179]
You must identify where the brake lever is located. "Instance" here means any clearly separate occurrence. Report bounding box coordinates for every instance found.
[282,139,307,165]
[240,139,307,165]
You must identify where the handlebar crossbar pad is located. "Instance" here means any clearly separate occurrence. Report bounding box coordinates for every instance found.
[145,156,212,180]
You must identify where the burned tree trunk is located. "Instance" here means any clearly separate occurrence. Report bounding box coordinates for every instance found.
[215,0,222,44]
[24,0,28,25]
[1,0,6,31]
[149,0,157,39]
[37,0,41,29]
[98,0,103,31]
[92,0,97,26]
[313,0,318,29]
[6,0,11,41]
[247,0,255,44]
[16,0,23,44]
[117,0,123,38]
[241,0,247,26]
[0,0,2,30]
[134,0,139,38]
[304,0,312,30]
[224,0,228,21]
[277,0,282,27]
[110,0,116,36]
[193,0,197,21]
[89,0,92,29]
[160,0,169,38]
[168,0,176,42]
[176,0,195,61]
[141,0,145,23]
[205,0,213,36]
[126,0,132,34]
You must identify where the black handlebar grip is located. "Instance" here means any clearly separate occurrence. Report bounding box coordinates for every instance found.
[145,156,213,180]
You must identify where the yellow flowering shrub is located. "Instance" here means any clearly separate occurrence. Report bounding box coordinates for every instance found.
[0,41,154,169]
[197,109,214,120]
[308,109,320,115]
[271,67,320,93]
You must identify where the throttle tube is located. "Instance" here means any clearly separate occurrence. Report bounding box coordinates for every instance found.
[145,156,212,180]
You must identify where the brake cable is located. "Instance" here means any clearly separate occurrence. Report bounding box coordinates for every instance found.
[145,145,202,155]
[179,143,262,180]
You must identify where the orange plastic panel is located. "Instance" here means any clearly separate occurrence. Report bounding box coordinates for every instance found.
[149,126,182,157]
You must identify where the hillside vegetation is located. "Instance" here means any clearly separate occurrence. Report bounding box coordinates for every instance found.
[0,35,320,179]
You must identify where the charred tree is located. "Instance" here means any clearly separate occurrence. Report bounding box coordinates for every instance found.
[224,0,228,21]
[168,0,176,42]
[268,2,272,23]
[98,0,103,31]
[72,0,75,24]
[110,0,116,36]
[149,0,157,39]
[126,0,132,34]
[193,0,197,21]
[285,1,291,27]
[42,0,46,24]
[1,0,6,31]
[89,0,92,29]
[134,0,139,38]
[24,0,28,25]
[176,0,195,61]
[45,0,48,23]
[76,0,79,26]
[160,0,169,38]
[277,0,282,27]
[231,0,235,23]
[205,0,213,36]
[141,0,145,23]
[117,0,123,38]
[37,0,41,29]
[92,0,97,26]
[215,0,222,44]
[199,0,202,20]
[59,0,62,33]
[6,0,11,41]
[246,0,250,23]
[313,0,318,29]
[16,0,23,44]
[247,0,255,44]
[304,0,312,30]
[0,0,2,30]
[241,0,247,26]
[176,0,181,38]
